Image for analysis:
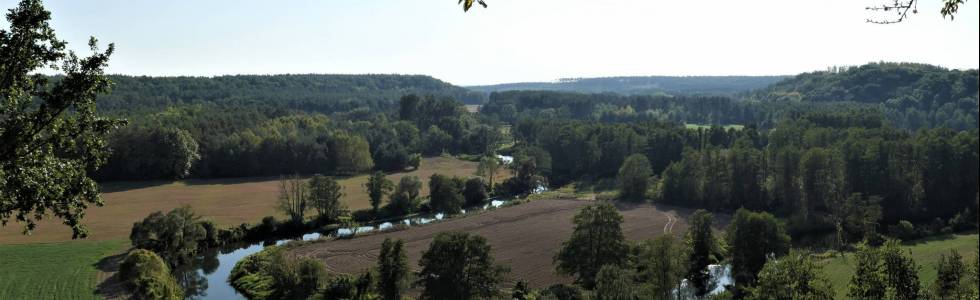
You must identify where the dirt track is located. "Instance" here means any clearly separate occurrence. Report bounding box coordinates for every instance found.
[290,199,713,288]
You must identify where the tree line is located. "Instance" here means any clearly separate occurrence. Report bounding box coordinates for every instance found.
[481,63,978,131]
[93,93,503,180]
[511,110,978,243]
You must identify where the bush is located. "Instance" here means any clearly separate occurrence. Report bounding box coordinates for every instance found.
[229,247,328,300]
[130,206,209,266]
[949,211,977,231]
[118,249,183,300]
[889,220,918,241]
[540,284,585,300]
[463,177,489,207]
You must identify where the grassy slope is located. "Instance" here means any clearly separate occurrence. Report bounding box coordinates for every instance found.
[820,233,979,297]
[0,239,127,300]
[0,156,501,244]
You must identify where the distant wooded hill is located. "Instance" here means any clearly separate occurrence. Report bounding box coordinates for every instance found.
[96,74,486,111]
[467,75,789,96]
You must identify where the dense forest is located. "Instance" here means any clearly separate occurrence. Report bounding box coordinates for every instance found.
[755,63,979,129]
[468,75,788,96]
[507,113,978,242]
[91,63,979,241]
[480,63,979,130]
[88,74,496,180]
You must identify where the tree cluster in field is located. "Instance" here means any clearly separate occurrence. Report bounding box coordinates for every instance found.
[276,170,492,227]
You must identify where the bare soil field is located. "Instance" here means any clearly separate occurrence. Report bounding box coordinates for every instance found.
[290,199,721,288]
[0,156,501,244]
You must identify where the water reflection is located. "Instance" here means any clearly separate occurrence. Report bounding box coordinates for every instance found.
[675,264,732,297]
[332,200,514,238]
[177,196,524,299]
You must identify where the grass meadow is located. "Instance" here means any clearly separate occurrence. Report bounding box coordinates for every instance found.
[0,239,127,300]
[820,232,979,298]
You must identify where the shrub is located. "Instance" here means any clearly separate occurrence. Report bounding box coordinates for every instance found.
[949,211,977,232]
[889,220,917,241]
[118,249,183,300]
[463,177,489,207]
[541,283,585,300]
[229,247,328,300]
[130,206,208,266]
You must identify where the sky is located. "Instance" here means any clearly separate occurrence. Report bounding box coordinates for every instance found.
[8,0,980,85]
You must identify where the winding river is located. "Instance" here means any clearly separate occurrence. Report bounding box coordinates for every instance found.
[176,199,513,299]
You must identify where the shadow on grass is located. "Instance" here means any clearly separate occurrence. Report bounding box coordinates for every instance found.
[902,229,979,246]
[99,180,174,193]
[93,251,132,300]
[99,176,282,193]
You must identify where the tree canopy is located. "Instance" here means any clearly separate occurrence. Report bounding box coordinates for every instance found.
[555,202,629,289]
[0,0,124,238]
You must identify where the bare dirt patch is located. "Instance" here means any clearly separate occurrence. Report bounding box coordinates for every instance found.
[289,199,714,288]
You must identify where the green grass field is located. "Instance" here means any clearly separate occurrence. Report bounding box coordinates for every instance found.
[820,233,978,297]
[0,239,127,300]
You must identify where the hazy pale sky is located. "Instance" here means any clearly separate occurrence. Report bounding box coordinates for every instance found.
[14,0,980,85]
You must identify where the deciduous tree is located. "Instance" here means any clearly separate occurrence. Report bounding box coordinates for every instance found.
[389,176,423,216]
[278,175,309,224]
[555,202,629,289]
[378,238,408,300]
[617,153,652,201]
[415,232,506,300]
[129,206,208,266]
[428,174,464,214]
[746,250,834,300]
[685,209,719,298]
[365,171,394,217]
[308,174,344,223]
[726,209,791,296]
[0,0,124,238]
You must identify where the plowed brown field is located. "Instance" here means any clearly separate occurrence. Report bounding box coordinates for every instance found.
[290,199,721,288]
